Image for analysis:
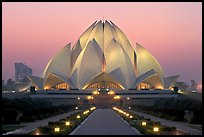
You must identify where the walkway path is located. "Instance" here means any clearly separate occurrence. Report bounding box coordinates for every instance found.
[129,110,202,135]
[3,110,80,135]
[70,109,140,135]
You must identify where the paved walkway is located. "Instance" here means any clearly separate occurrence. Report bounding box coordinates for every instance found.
[3,110,80,135]
[70,109,140,135]
[129,110,202,135]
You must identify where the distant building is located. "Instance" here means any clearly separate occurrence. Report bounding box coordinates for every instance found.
[15,63,32,84]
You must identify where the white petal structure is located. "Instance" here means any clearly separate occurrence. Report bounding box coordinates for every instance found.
[164,75,179,89]
[29,20,179,90]
[135,43,165,89]
[42,43,72,89]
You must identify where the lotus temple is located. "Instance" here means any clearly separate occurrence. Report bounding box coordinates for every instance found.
[28,20,179,91]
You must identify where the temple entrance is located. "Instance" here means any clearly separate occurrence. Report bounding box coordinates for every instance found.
[85,81,122,90]
[86,88,123,109]
[92,91,114,108]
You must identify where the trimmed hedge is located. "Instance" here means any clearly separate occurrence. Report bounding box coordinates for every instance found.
[2,98,75,124]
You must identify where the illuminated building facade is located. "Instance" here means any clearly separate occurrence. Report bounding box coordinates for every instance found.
[28,20,179,90]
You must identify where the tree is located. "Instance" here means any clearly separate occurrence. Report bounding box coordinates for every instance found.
[6,78,15,86]
[2,80,5,86]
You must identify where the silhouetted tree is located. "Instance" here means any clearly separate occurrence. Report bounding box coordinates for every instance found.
[6,78,15,86]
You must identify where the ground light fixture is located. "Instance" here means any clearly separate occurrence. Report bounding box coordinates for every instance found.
[108,91,115,95]
[114,95,120,99]
[35,130,40,135]
[90,107,96,110]
[130,115,133,119]
[65,121,70,126]
[93,91,100,95]
[35,129,40,135]
[75,107,78,110]
[54,127,60,132]
[77,97,80,100]
[87,96,94,100]
[153,127,159,132]
[77,115,80,119]
[142,121,147,126]
[127,97,130,100]
[83,110,90,114]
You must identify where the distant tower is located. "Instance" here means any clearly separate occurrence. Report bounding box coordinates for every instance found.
[15,63,32,84]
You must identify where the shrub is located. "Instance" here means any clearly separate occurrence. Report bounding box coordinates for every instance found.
[48,122,55,126]
[36,114,45,120]
[161,126,176,132]
[38,126,52,134]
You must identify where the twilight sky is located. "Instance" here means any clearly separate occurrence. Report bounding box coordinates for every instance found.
[2,2,202,85]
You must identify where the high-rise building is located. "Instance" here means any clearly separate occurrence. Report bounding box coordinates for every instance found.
[15,63,32,83]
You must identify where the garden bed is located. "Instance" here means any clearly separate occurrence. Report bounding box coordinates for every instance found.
[113,107,188,135]
[27,107,96,135]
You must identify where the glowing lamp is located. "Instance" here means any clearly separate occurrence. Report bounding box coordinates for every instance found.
[87,96,93,100]
[77,115,80,119]
[65,121,70,126]
[54,127,60,132]
[153,127,159,132]
[114,96,120,100]
[142,121,147,126]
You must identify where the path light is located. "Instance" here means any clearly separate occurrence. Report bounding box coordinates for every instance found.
[130,115,133,119]
[128,107,131,109]
[35,129,40,135]
[87,96,93,100]
[77,97,80,100]
[153,127,159,132]
[114,96,120,100]
[126,113,129,117]
[65,121,70,126]
[54,127,60,132]
[142,121,147,126]
[93,91,100,95]
[35,131,40,135]
[108,91,115,95]
[90,107,96,110]
[127,97,130,100]
[77,115,80,119]
[83,110,90,114]
[75,107,78,110]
